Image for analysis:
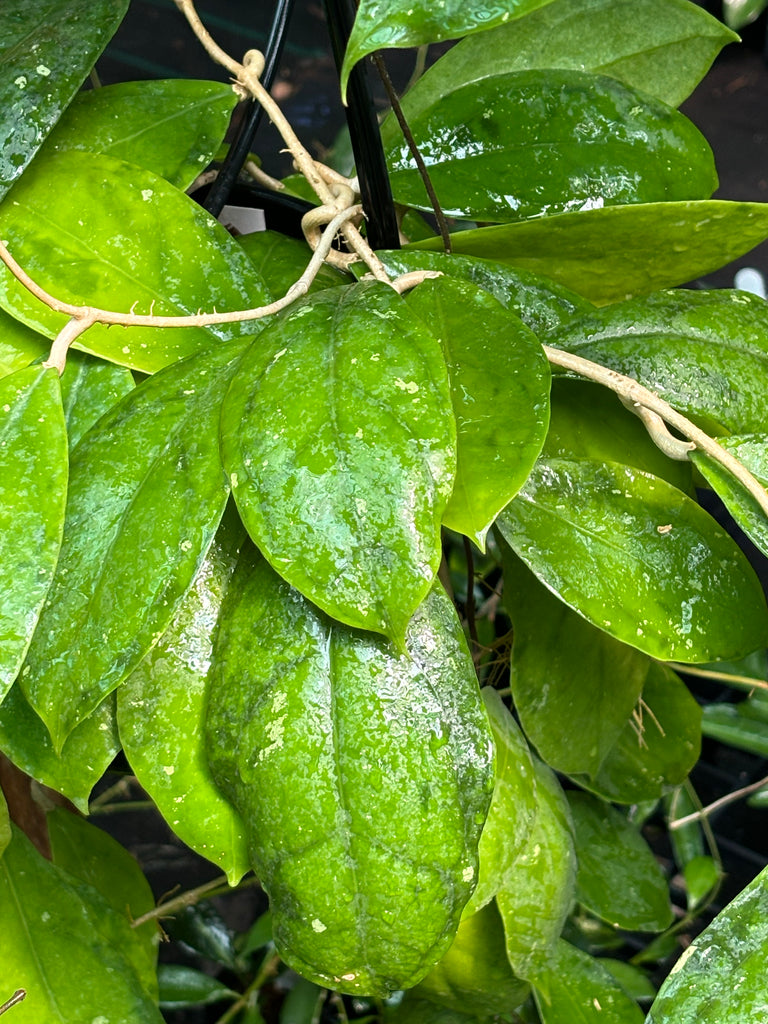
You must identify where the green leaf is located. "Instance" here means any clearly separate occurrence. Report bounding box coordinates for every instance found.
[682,856,720,911]
[221,282,455,643]
[205,549,494,997]
[385,70,715,223]
[407,201,768,305]
[0,685,119,811]
[0,307,48,377]
[239,230,352,297]
[534,939,645,1024]
[165,903,238,969]
[0,0,129,201]
[0,150,269,373]
[547,289,768,435]
[0,789,9,857]
[340,0,557,101]
[567,792,673,932]
[502,546,651,777]
[21,340,247,749]
[700,702,768,758]
[0,824,163,1023]
[387,995,483,1023]
[59,349,135,449]
[724,0,768,30]
[157,964,238,1009]
[405,276,550,547]
[646,862,768,1024]
[600,960,657,1004]
[692,433,768,560]
[0,366,67,701]
[48,808,159,997]
[118,508,250,885]
[497,457,768,661]
[44,79,238,190]
[463,688,538,917]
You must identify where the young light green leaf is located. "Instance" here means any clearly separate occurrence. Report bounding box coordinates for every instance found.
[43,79,238,189]
[118,508,251,885]
[221,282,455,643]
[534,939,645,1024]
[407,201,768,305]
[238,230,351,297]
[646,862,768,1024]
[385,70,716,222]
[0,825,164,1024]
[0,0,129,201]
[205,549,494,997]
[406,276,550,547]
[21,340,248,750]
[59,349,135,449]
[0,366,67,702]
[692,433,768,559]
[497,458,768,662]
[0,150,269,373]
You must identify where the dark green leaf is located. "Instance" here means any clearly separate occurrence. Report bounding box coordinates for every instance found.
[158,965,238,1009]
[692,433,768,559]
[725,0,768,29]
[498,457,768,661]
[220,282,455,643]
[239,230,351,297]
[700,702,768,758]
[0,790,9,856]
[166,903,238,970]
[407,201,768,305]
[567,792,673,932]
[600,959,657,1003]
[205,549,494,997]
[386,995,482,1023]
[0,150,269,373]
[0,0,129,201]
[0,366,67,701]
[682,856,720,910]
[406,276,550,547]
[0,307,48,376]
[21,340,247,749]
[647,862,768,1024]
[44,79,237,190]
[385,70,716,222]
[534,939,645,1024]
[240,911,274,957]
[280,978,324,1024]
[60,349,134,449]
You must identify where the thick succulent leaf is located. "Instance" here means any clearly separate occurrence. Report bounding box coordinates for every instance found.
[406,276,550,547]
[118,508,251,885]
[221,282,455,643]
[502,546,651,777]
[0,308,48,377]
[44,79,237,189]
[385,70,716,222]
[534,939,645,1024]
[0,685,119,812]
[0,150,269,373]
[567,792,674,932]
[238,230,351,297]
[692,433,768,560]
[463,689,538,918]
[21,340,247,750]
[0,825,163,1024]
[407,201,768,305]
[60,349,134,449]
[647,862,768,1024]
[387,0,736,123]
[340,0,556,101]
[547,289,768,435]
[0,0,129,201]
[497,457,768,662]
[0,366,67,701]
[205,549,494,997]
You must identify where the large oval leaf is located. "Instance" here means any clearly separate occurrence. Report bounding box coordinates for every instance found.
[692,433,768,560]
[497,457,768,661]
[221,281,456,643]
[205,549,494,997]
[20,339,248,749]
[0,150,269,373]
[0,308,48,377]
[534,939,645,1024]
[238,230,352,298]
[59,349,134,449]
[385,70,716,222]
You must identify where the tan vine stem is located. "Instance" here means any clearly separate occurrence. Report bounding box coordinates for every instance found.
[0,991,26,1017]
[669,770,768,830]
[131,874,260,928]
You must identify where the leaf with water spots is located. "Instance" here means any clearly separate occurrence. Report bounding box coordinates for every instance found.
[534,939,645,1024]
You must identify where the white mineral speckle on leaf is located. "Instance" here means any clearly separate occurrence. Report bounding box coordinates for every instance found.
[311,918,327,932]
[36,65,51,76]
[163,765,175,776]
[141,189,153,201]
[14,76,27,88]
[462,866,474,882]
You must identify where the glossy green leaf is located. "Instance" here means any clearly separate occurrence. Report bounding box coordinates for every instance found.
[406,276,550,547]
[340,0,556,101]
[0,0,129,201]
[724,0,768,29]
[59,349,134,449]
[239,230,351,297]
[692,433,768,560]
[48,808,158,997]
[0,308,48,377]
[0,824,163,1024]
[280,978,324,1024]
[534,939,645,1024]
[0,150,269,373]
[463,688,538,918]
[502,546,651,777]
[0,685,119,811]
[165,903,238,969]
[44,79,237,189]
[700,702,768,758]
[205,549,494,997]
[567,792,673,932]
[221,282,455,642]
[682,856,720,911]
[498,457,768,661]
[408,201,768,305]
[385,70,716,222]
[601,960,657,1004]
[118,508,250,885]
[548,289,768,435]
[158,965,238,1009]
[647,862,768,1024]
[387,995,482,1024]
[21,340,247,749]
[0,366,67,701]
[0,789,9,856]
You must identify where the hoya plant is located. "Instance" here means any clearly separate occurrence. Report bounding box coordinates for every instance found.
[1,0,768,1021]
